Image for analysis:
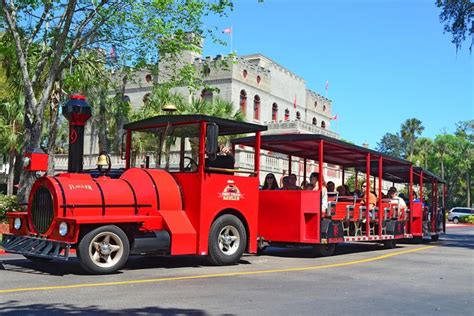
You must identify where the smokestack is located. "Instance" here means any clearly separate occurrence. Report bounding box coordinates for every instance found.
[62,95,92,173]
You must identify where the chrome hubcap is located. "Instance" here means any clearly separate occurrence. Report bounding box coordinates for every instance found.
[89,232,123,268]
[218,225,240,256]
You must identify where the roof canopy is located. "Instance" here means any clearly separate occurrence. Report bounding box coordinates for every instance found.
[232,134,444,184]
[124,114,267,136]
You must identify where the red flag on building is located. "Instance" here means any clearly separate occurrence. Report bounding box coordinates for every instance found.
[331,114,338,120]
[222,27,232,34]
[293,95,297,109]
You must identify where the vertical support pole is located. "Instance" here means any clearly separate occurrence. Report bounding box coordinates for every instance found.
[342,168,345,186]
[125,130,132,169]
[373,175,376,192]
[303,158,307,184]
[366,153,371,237]
[319,140,324,190]
[288,155,292,175]
[179,137,185,171]
[254,131,261,177]
[431,180,435,233]
[378,156,383,236]
[198,122,206,174]
[443,183,447,233]
[409,165,414,233]
[420,171,424,202]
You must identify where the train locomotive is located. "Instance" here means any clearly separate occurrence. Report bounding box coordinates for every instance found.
[3,95,266,274]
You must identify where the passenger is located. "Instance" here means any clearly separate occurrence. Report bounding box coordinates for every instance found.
[388,187,407,209]
[360,181,377,222]
[288,173,301,190]
[309,172,328,212]
[280,176,290,190]
[336,185,348,196]
[262,173,279,190]
[344,184,352,195]
[327,181,335,193]
[304,183,315,190]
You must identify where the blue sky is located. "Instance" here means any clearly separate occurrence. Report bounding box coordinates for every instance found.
[202,0,473,148]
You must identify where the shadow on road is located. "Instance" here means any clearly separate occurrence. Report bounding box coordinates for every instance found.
[0,300,209,315]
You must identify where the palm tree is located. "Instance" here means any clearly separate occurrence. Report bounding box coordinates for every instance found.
[0,96,24,195]
[401,118,424,161]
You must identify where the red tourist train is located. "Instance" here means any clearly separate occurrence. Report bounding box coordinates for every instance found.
[2,96,445,274]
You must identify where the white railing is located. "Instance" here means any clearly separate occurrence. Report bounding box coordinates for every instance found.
[265,120,339,139]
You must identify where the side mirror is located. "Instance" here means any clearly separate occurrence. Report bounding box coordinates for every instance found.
[206,123,219,155]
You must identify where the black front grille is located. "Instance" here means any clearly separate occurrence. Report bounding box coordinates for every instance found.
[31,186,54,234]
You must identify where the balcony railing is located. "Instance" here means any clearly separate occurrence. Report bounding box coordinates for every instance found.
[264,120,339,139]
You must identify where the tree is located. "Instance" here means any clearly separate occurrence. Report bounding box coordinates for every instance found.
[0,96,23,195]
[1,0,233,201]
[376,132,403,158]
[436,0,474,52]
[413,137,433,169]
[401,118,424,161]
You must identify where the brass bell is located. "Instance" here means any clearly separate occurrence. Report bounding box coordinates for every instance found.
[162,103,177,113]
[97,153,109,167]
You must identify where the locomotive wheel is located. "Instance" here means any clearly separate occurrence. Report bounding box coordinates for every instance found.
[383,240,397,249]
[77,225,130,274]
[431,234,439,242]
[312,243,336,257]
[208,214,247,265]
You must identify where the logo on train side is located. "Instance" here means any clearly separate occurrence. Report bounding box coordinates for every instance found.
[68,184,93,191]
[219,180,244,201]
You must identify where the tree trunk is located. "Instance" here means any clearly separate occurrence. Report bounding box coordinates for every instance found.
[46,88,61,176]
[113,75,128,154]
[7,151,16,196]
[13,152,22,195]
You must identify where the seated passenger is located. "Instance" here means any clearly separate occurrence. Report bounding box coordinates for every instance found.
[327,181,335,193]
[288,174,301,190]
[360,181,377,222]
[388,187,407,209]
[308,172,328,212]
[262,173,279,190]
[280,176,290,190]
[336,185,348,196]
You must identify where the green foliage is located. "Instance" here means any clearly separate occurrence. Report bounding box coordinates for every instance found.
[436,0,473,52]
[459,215,474,224]
[377,132,403,158]
[0,194,19,223]
[401,118,424,161]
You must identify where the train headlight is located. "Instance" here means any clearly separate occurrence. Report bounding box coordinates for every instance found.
[14,218,22,230]
[59,222,68,236]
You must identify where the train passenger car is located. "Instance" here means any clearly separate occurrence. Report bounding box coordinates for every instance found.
[231,134,445,255]
[3,96,267,274]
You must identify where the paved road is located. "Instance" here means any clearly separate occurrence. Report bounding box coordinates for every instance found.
[0,227,472,315]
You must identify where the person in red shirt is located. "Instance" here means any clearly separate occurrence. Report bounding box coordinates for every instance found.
[361,181,377,222]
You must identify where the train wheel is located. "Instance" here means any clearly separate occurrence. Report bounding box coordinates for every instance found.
[77,225,130,274]
[312,243,336,257]
[208,214,247,265]
[383,240,397,249]
[431,234,439,242]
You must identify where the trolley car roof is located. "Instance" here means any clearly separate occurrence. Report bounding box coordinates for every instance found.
[231,134,444,184]
[124,114,267,136]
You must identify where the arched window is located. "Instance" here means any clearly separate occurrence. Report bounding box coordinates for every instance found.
[272,103,278,121]
[256,75,261,84]
[243,69,248,78]
[296,111,301,120]
[201,89,213,103]
[145,74,152,83]
[253,95,261,120]
[239,90,247,116]
[312,117,317,125]
[284,109,290,121]
[314,101,317,107]
[321,121,326,129]
[323,105,326,112]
